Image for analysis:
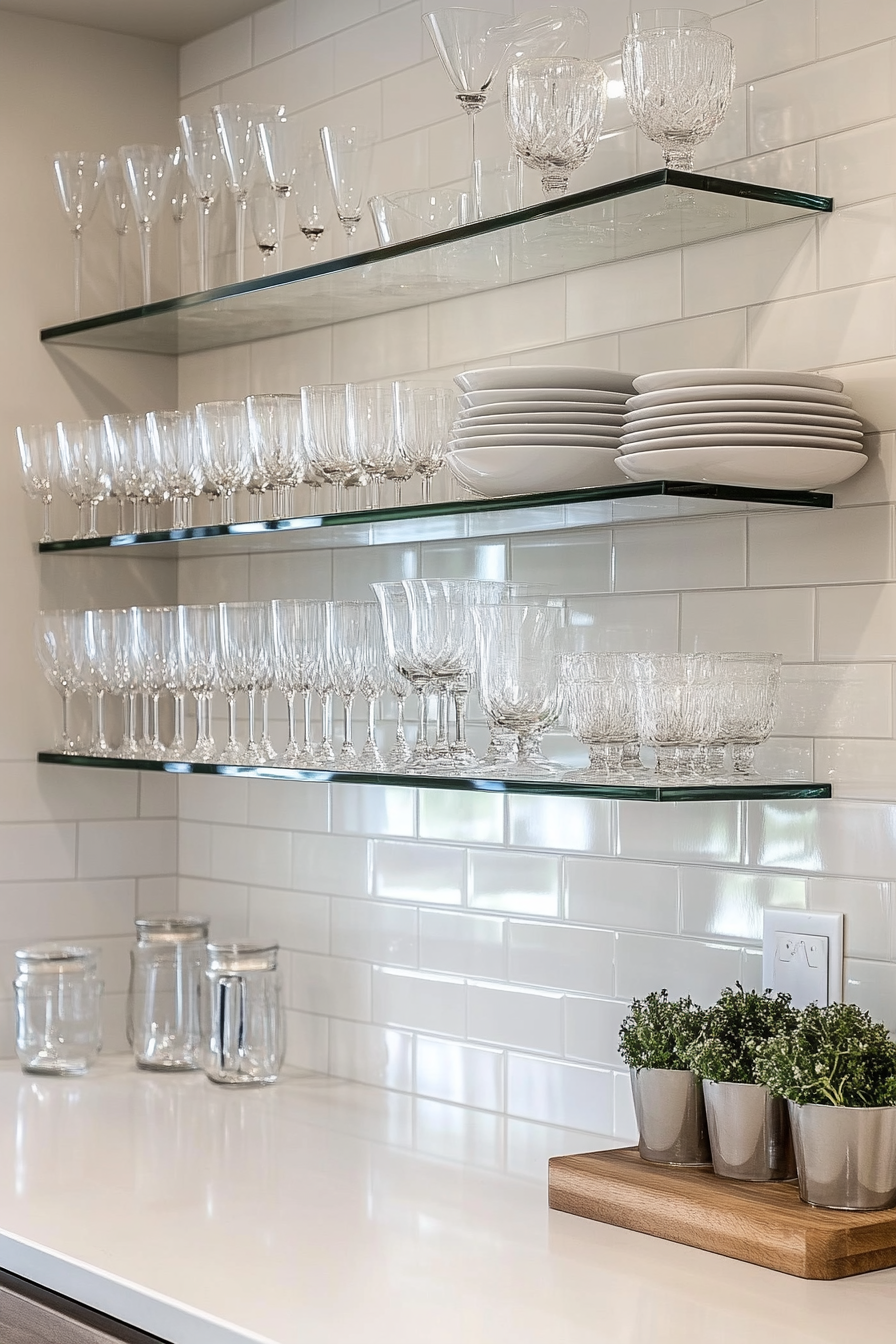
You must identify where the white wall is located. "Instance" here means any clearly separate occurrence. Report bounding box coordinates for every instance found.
[1,12,180,1049]
[174,0,896,1134]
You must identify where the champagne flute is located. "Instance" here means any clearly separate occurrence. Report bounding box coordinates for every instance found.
[319,125,376,251]
[119,145,174,305]
[249,185,280,275]
[52,150,107,319]
[214,103,267,283]
[103,155,131,309]
[178,113,224,291]
[170,146,191,295]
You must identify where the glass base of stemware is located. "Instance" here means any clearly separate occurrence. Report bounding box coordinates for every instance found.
[563,765,636,785]
[163,738,187,762]
[187,740,217,764]
[313,742,336,768]
[386,739,412,771]
[279,743,318,769]
[217,742,245,765]
[259,735,277,762]
[337,745,360,770]
[358,743,387,772]
[504,757,563,780]
[243,742,269,766]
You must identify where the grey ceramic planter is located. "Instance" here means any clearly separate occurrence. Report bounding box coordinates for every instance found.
[630,1066,712,1166]
[789,1101,896,1210]
[702,1080,796,1181]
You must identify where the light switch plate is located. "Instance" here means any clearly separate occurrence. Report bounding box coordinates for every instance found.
[762,909,844,1009]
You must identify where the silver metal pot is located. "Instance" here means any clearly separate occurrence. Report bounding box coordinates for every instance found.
[630,1067,712,1166]
[703,1080,796,1181]
[788,1101,896,1210]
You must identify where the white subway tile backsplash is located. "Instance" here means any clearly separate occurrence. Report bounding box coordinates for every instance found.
[565,857,679,934]
[684,217,816,317]
[619,310,748,375]
[818,120,896,208]
[506,1054,614,1133]
[373,840,463,904]
[248,779,330,834]
[284,1009,329,1073]
[180,774,248,826]
[749,799,896,880]
[332,784,415,838]
[249,885,330,954]
[415,1036,504,1111]
[291,951,371,1020]
[614,516,747,593]
[179,18,253,95]
[294,834,370,896]
[507,921,614,995]
[509,530,612,595]
[329,1019,413,1090]
[468,982,564,1054]
[179,877,249,940]
[844,958,896,1033]
[569,593,680,653]
[211,824,292,889]
[468,849,560,918]
[679,866,806,942]
[78,820,175,880]
[807,877,892,960]
[372,966,466,1035]
[748,280,896,372]
[419,909,505,979]
[296,0,378,46]
[616,933,743,1002]
[418,791,503,845]
[1,762,137,823]
[506,796,613,855]
[565,995,630,1067]
[253,2,295,67]
[721,0,815,83]
[818,0,896,58]
[614,1070,638,1140]
[429,276,567,368]
[682,587,815,660]
[333,2,422,93]
[749,43,896,153]
[331,897,417,965]
[819,199,896,291]
[749,506,894,588]
[566,251,681,340]
[617,801,743,865]
[817,584,896,661]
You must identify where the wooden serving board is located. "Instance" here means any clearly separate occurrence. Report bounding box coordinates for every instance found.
[548,1146,896,1280]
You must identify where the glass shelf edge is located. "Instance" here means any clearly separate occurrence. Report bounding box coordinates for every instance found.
[36,753,832,802]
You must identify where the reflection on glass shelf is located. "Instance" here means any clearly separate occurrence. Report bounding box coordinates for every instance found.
[40,170,832,356]
[38,480,833,557]
[37,752,832,802]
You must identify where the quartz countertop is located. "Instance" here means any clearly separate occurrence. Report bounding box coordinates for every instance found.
[0,1056,894,1344]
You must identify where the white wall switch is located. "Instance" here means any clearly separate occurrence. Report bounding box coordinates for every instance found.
[762,910,844,1009]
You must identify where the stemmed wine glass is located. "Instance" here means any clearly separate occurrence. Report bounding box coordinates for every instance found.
[146,409,201,529]
[358,606,389,770]
[319,126,376,251]
[130,606,169,759]
[392,382,454,504]
[271,599,321,767]
[178,113,224,291]
[119,145,174,305]
[561,652,640,781]
[504,57,607,198]
[103,155,131,309]
[256,106,294,261]
[294,144,329,251]
[17,423,57,543]
[180,605,218,762]
[328,601,370,769]
[213,104,265,284]
[34,611,84,754]
[246,394,305,520]
[249,186,280,275]
[195,400,252,525]
[169,147,191,295]
[56,418,110,539]
[52,150,107,319]
[301,384,358,512]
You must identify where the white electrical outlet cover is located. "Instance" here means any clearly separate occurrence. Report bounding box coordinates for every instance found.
[762,909,844,1005]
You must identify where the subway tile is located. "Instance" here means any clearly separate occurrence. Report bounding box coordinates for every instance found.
[211,824,291,889]
[418,791,503,845]
[807,877,892,961]
[419,539,507,580]
[284,1009,329,1074]
[178,877,249,940]
[679,867,807,942]
[508,333,620,370]
[818,120,896,208]
[567,251,681,340]
[253,1,295,67]
[818,0,896,56]
[568,593,680,653]
[419,909,505,979]
[291,951,371,1020]
[718,142,817,196]
[507,796,613,855]
[333,307,429,383]
[0,878,135,942]
[749,506,893,588]
[614,1069,639,1140]
[78,820,175,880]
[817,584,896,661]
[137,876,177,915]
[749,281,896,372]
[249,885,329,954]
[565,996,630,1067]
[681,587,815,661]
[837,433,896,508]
[683,216,816,317]
[415,1036,505,1111]
[748,799,896,880]
[370,127,430,200]
[295,80,383,147]
[429,276,567,368]
[844,958,896,1034]
[0,762,137,823]
[815,738,896,794]
[332,784,415,839]
[382,57,450,138]
[819,199,896,291]
[329,1019,413,1090]
[372,967,466,1035]
[179,18,253,95]
[617,801,743,865]
[749,44,896,153]
[334,2,422,93]
[565,857,679,934]
[468,849,560,918]
[138,774,177,820]
[507,1054,614,1133]
[249,549,332,601]
[180,774,248,825]
[331,897,417,966]
[620,310,747,374]
[616,933,742,1003]
[614,515,746,593]
[247,779,330,834]
[720,0,815,82]
[177,554,250,605]
[507,921,615,995]
[293,834,370,896]
[372,840,463,904]
[827,358,896,434]
[178,820,211,879]
[510,530,613,595]
[296,0,378,46]
[248,328,333,397]
[468,982,564,1054]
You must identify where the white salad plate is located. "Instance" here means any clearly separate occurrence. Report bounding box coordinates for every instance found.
[456,409,626,428]
[623,395,859,422]
[622,407,863,432]
[448,444,623,495]
[458,399,627,420]
[454,421,624,439]
[632,368,844,395]
[449,430,622,449]
[626,384,854,411]
[616,445,867,490]
[461,387,631,409]
[455,365,635,393]
[619,430,867,453]
[621,422,864,447]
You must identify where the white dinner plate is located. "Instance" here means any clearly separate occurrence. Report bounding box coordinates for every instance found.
[461,387,631,408]
[455,365,636,394]
[621,422,864,447]
[448,444,623,495]
[626,384,854,411]
[457,409,626,428]
[454,421,625,439]
[632,368,844,395]
[615,445,867,490]
[449,430,622,449]
[618,430,867,452]
[622,407,864,432]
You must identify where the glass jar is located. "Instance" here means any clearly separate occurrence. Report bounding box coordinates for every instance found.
[204,942,284,1086]
[127,914,209,1071]
[14,945,103,1075]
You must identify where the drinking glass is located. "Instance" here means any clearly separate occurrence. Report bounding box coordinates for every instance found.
[17,423,57,543]
[293,144,329,250]
[178,112,224,291]
[131,606,170,759]
[146,409,201,529]
[621,10,735,170]
[52,150,107,319]
[246,394,305,521]
[34,610,83,753]
[386,665,414,768]
[103,411,148,533]
[472,600,565,777]
[504,58,607,198]
[56,418,110,539]
[169,146,191,295]
[195,400,252,525]
[249,185,280,275]
[271,599,321,767]
[328,601,370,768]
[301,384,358,512]
[214,103,266,283]
[119,145,174,305]
[307,604,337,765]
[349,383,394,509]
[82,608,120,755]
[256,105,295,259]
[716,652,782,775]
[15,946,102,1076]
[319,126,376,250]
[103,155,131,309]
[127,915,209,1071]
[180,605,218,762]
[392,382,455,504]
[160,604,189,760]
[632,652,717,778]
[358,606,389,770]
[203,942,284,1086]
[561,652,640,781]
[109,606,140,758]
[218,602,273,765]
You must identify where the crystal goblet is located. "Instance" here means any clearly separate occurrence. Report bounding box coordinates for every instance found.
[504,57,607,199]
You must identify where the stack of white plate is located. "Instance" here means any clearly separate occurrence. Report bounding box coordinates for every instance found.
[616,369,867,490]
[447,365,635,497]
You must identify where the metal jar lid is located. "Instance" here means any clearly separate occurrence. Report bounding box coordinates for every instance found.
[206,941,278,973]
[15,944,98,974]
[135,914,210,945]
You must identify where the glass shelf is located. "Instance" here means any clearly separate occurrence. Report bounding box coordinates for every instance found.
[37,753,831,802]
[39,480,833,558]
[40,170,832,356]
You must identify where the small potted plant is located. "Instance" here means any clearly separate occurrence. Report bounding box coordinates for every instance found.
[755,1002,896,1210]
[619,990,711,1166]
[685,983,798,1181]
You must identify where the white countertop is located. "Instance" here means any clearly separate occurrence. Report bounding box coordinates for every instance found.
[0,1057,894,1344]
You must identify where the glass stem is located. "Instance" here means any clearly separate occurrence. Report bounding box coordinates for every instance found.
[302,691,312,753]
[198,204,210,291]
[342,697,354,752]
[227,695,238,753]
[87,501,99,538]
[285,692,297,754]
[452,687,470,754]
[203,692,215,754]
[321,692,334,759]
[365,698,377,752]
[175,220,183,295]
[151,694,161,752]
[138,224,152,305]
[41,498,52,545]
[117,230,127,309]
[96,690,108,754]
[61,691,72,752]
[141,693,151,749]
[247,690,257,751]
[72,227,82,320]
[171,693,185,753]
[395,697,407,751]
[234,197,246,284]
[433,687,450,758]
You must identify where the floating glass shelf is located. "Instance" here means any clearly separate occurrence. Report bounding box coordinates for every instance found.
[39,480,833,557]
[37,753,831,802]
[40,170,832,356]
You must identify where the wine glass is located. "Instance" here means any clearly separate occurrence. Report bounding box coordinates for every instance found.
[195,400,252,525]
[213,103,266,284]
[146,409,201,530]
[178,113,224,291]
[103,155,131,309]
[622,10,735,170]
[301,384,358,512]
[17,423,57,543]
[328,601,370,769]
[504,58,607,198]
[170,146,191,295]
[256,105,294,260]
[293,144,329,251]
[319,126,376,250]
[52,151,107,319]
[245,394,305,520]
[180,605,218,762]
[716,652,782,776]
[357,606,389,770]
[271,599,321,767]
[34,611,84,753]
[392,382,454,504]
[560,652,640,781]
[249,185,280,275]
[103,412,147,533]
[119,145,174,305]
[56,418,110,539]
[349,384,393,509]
[130,606,169,759]
[160,607,189,761]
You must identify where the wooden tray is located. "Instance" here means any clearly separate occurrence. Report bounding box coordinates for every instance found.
[548,1146,896,1279]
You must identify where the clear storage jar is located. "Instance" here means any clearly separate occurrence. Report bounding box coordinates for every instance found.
[127,914,209,1071]
[14,945,103,1075]
[204,942,284,1086]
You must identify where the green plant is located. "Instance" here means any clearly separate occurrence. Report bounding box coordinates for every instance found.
[754,1002,896,1107]
[685,983,798,1084]
[618,990,706,1071]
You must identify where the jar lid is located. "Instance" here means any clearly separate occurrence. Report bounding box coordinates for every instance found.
[207,941,278,973]
[135,914,210,944]
[15,944,97,973]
